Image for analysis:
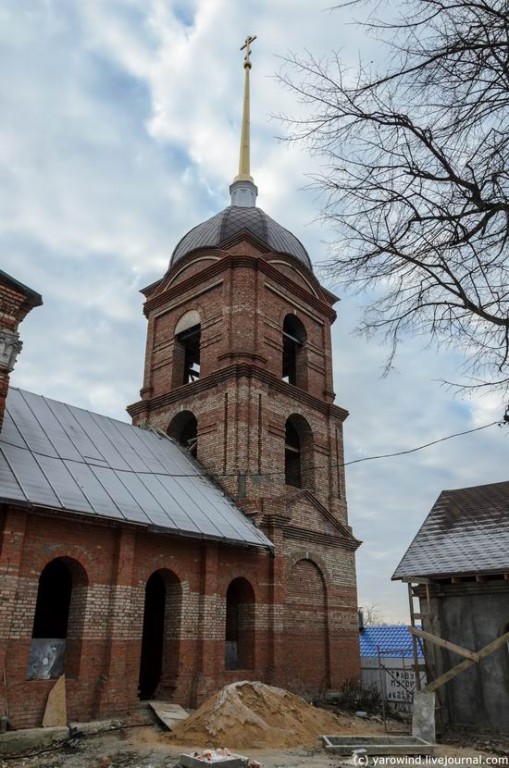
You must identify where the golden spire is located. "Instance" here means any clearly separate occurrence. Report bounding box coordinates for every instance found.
[234,35,257,183]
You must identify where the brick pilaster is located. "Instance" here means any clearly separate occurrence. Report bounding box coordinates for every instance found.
[0,507,27,721]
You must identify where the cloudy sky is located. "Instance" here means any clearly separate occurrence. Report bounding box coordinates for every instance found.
[2,0,507,622]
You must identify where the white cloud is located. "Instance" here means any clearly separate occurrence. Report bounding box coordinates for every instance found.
[2,0,507,623]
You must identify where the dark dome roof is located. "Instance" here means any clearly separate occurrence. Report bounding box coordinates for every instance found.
[170,205,312,271]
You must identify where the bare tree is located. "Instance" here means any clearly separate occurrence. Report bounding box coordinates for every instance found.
[361,603,387,626]
[279,0,509,395]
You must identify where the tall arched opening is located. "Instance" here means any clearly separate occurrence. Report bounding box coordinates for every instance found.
[28,557,88,680]
[282,314,308,389]
[172,310,201,387]
[284,414,314,490]
[138,570,182,700]
[225,577,255,671]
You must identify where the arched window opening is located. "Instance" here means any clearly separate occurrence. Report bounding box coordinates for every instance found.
[138,569,182,701]
[225,578,255,671]
[285,421,302,488]
[172,310,202,387]
[168,411,198,458]
[32,560,72,639]
[27,558,87,680]
[284,415,314,490]
[282,315,307,388]
[178,324,201,384]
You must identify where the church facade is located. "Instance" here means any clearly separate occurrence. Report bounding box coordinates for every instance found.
[0,44,360,730]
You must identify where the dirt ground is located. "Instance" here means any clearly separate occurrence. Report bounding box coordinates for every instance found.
[1,722,506,768]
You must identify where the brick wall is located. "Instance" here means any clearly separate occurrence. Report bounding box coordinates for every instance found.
[127,239,361,704]
[0,238,361,729]
[0,273,41,430]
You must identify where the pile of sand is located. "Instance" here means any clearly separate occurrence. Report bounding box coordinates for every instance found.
[168,681,376,749]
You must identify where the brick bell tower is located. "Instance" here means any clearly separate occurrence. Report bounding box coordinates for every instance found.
[128,37,361,692]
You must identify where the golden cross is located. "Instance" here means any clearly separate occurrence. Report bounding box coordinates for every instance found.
[241,35,257,67]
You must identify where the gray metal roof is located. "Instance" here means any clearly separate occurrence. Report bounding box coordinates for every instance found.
[170,205,313,271]
[392,480,509,580]
[0,388,272,550]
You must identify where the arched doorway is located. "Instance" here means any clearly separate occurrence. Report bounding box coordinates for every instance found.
[225,578,255,670]
[138,570,181,700]
[284,559,328,692]
[28,557,88,680]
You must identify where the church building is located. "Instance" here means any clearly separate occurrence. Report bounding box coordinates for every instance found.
[0,41,360,730]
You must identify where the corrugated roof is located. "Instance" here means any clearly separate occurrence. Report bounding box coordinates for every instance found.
[359,625,423,659]
[0,388,273,550]
[393,481,509,580]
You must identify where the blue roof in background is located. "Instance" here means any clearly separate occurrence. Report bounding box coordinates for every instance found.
[359,625,423,659]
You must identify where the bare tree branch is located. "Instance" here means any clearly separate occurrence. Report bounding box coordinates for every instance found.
[278,0,509,394]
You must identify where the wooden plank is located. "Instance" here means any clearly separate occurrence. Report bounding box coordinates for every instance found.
[401,577,432,584]
[408,583,423,692]
[148,701,189,730]
[413,613,431,620]
[423,629,509,693]
[409,627,479,662]
[42,675,67,727]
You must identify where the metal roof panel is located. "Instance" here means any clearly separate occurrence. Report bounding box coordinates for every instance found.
[0,388,273,551]
[393,480,509,579]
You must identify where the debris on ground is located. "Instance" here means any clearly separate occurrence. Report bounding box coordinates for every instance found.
[178,748,261,767]
[148,702,190,731]
[167,681,379,749]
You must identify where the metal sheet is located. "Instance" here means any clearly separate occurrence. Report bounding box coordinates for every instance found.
[27,639,66,680]
[20,390,83,462]
[44,397,106,464]
[393,481,509,579]
[7,389,59,458]
[116,471,178,529]
[69,407,131,471]
[2,442,61,508]
[0,388,273,551]
[140,473,204,535]
[174,475,243,540]
[113,424,171,474]
[35,453,94,514]
[157,472,226,537]
[64,460,124,519]
[91,465,150,524]
[97,418,156,473]
[181,474,270,547]
[1,409,28,449]
[0,449,26,502]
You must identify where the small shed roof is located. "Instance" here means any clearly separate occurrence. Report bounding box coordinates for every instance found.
[0,388,273,551]
[359,625,422,659]
[393,481,509,580]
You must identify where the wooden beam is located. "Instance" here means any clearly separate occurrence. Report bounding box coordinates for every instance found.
[409,627,479,662]
[401,576,432,584]
[423,629,509,693]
